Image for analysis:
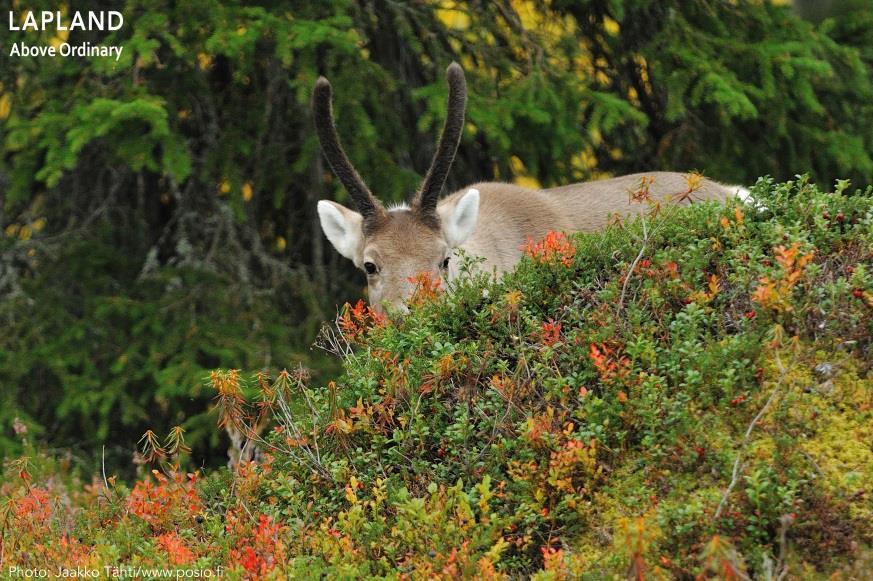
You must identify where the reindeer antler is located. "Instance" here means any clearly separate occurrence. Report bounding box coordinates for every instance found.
[413,62,468,216]
[313,77,383,220]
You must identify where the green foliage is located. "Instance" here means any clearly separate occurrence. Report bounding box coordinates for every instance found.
[3,0,873,472]
[554,0,873,185]
[273,177,870,576]
[4,179,871,576]
[0,236,333,465]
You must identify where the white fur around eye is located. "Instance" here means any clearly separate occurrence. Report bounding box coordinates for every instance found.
[439,188,480,248]
[317,200,363,265]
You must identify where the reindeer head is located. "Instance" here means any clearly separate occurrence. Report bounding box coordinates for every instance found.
[313,63,478,313]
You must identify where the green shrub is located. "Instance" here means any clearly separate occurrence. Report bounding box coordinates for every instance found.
[3,177,871,577]
[218,176,873,576]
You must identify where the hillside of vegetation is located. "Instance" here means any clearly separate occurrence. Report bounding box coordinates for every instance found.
[3,177,872,578]
[5,0,873,470]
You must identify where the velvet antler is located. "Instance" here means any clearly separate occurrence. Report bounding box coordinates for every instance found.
[313,77,383,220]
[413,62,468,216]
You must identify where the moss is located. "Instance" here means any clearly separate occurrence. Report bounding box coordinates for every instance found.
[801,366,873,522]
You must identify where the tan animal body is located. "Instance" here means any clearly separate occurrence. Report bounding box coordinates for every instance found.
[314,64,747,313]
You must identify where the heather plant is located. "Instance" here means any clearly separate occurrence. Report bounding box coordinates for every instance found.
[2,178,871,577]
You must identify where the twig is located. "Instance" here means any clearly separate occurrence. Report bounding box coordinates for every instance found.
[618,214,649,312]
[715,352,789,519]
[775,513,794,581]
[0,501,10,567]
[799,449,824,477]
[102,445,109,491]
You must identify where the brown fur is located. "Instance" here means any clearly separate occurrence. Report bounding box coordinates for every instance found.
[353,171,742,312]
[361,209,449,310]
[313,66,745,313]
[443,171,736,277]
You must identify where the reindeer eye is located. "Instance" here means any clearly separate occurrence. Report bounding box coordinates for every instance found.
[364,262,378,275]
[441,257,450,270]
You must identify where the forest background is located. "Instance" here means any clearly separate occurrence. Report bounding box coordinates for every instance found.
[2,0,872,472]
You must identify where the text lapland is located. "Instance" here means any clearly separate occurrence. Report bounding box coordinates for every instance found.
[8,11,123,31]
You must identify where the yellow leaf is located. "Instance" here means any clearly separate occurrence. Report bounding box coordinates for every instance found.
[708,274,720,296]
[50,31,68,48]
[435,7,470,30]
[0,94,11,120]
[775,243,798,270]
[485,538,509,562]
[197,53,212,70]
[219,180,231,195]
[503,290,523,310]
[515,175,541,189]
[685,171,704,192]
[509,156,541,189]
[242,182,253,202]
[32,218,46,232]
[276,236,286,252]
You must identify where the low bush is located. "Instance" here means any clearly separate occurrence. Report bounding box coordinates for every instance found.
[3,177,871,578]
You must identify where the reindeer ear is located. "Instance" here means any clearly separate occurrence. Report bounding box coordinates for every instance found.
[317,200,364,265]
[438,188,479,248]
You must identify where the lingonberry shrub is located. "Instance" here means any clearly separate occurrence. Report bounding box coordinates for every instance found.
[5,178,872,577]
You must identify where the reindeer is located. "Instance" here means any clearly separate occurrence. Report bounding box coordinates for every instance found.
[313,63,748,313]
